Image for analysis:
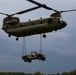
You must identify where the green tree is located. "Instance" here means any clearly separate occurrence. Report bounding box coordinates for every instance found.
[56,73,60,75]
[34,71,43,75]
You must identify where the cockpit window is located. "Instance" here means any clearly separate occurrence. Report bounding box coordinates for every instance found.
[3,17,20,26]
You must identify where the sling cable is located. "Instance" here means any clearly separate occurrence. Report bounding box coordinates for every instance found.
[21,35,46,63]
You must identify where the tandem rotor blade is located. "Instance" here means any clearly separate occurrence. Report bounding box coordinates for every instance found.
[0,12,9,16]
[51,9,76,17]
[0,6,41,16]
[12,6,41,16]
[27,0,76,14]
[60,9,76,13]
[26,0,58,12]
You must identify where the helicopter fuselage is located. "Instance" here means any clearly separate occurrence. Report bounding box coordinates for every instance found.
[2,16,67,37]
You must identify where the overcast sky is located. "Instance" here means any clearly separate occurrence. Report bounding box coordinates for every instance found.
[0,0,76,74]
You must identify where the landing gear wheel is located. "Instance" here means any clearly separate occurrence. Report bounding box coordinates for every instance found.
[24,58,27,62]
[16,37,19,41]
[41,57,46,61]
[28,59,32,63]
[38,56,42,60]
[8,34,11,37]
[43,34,46,38]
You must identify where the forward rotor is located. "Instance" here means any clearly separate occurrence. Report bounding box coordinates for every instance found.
[27,0,76,14]
[26,0,58,12]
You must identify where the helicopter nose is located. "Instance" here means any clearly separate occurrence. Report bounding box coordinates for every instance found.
[62,21,67,27]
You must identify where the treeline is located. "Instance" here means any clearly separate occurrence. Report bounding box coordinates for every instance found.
[0,72,42,75]
[60,69,76,75]
[0,70,76,75]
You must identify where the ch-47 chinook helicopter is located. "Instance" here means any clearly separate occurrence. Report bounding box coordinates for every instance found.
[0,0,76,41]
